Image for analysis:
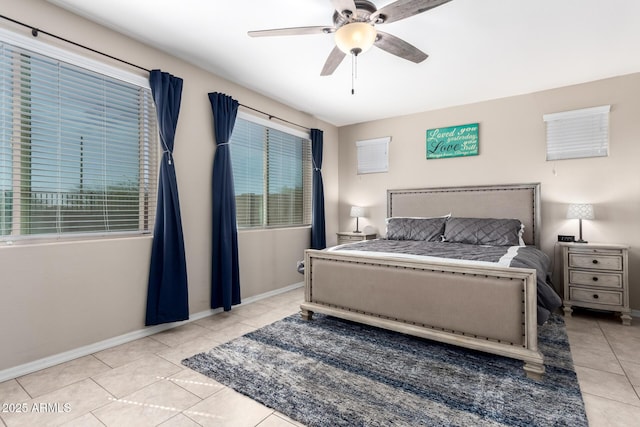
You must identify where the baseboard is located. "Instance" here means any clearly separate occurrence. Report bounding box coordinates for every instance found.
[241,281,303,305]
[632,309,640,318]
[0,281,304,383]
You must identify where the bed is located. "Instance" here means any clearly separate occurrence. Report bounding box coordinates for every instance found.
[300,183,562,380]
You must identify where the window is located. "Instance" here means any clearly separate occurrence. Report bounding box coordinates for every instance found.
[229,112,312,228]
[0,29,157,242]
[356,136,390,174]
[544,105,610,161]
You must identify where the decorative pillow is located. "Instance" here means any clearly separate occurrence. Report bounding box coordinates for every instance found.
[443,217,524,246]
[385,216,449,241]
[518,223,526,246]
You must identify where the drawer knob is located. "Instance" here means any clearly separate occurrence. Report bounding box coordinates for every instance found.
[592,259,599,264]
[592,294,599,299]
[592,277,599,282]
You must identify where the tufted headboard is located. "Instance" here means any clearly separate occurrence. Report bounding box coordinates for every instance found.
[387,183,541,247]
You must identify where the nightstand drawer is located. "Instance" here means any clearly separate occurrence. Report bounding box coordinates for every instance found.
[568,254,622,271]
[569,271,622,289]
[340,235,366,242]
[569,287,623,306]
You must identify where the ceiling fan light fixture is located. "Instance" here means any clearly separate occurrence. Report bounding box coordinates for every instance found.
[335,22,377,55]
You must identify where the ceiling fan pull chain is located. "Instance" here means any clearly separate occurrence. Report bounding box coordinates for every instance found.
[351,52,356,95]
[351,50,357,95]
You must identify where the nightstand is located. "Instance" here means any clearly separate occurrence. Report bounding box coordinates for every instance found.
[560,242,631,325]
[336,231,376,245]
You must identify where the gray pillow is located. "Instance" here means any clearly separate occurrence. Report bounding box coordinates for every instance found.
[443,217,523,246]
[386,216,448,241]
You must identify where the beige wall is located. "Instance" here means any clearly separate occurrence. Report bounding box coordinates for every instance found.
[0,0,339,372]
[338,73,640,311]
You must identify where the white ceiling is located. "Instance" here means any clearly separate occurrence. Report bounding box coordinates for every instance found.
[48,0,640,127]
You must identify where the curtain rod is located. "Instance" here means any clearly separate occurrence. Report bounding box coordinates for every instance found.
[0,14,150,73]
[239,103,311,132]
[1,15,315,131]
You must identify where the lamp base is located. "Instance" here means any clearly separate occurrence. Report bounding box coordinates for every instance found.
[353,217,361,233]
[575,219,588,244]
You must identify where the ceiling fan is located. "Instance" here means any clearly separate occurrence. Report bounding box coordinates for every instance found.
[248,0,453,76]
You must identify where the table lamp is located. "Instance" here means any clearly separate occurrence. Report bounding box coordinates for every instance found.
[566,203,594,243]
[350,206,367,233]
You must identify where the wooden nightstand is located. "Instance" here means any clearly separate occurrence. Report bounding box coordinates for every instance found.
[560,242,631,325]
[336,231,376,245]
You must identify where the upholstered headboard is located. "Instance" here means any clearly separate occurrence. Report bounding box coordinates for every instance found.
[387,183,541,247]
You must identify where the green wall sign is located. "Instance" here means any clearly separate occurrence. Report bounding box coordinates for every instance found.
[426,123,479,159]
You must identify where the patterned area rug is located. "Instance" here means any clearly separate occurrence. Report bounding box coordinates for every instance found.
[183,314,588,426]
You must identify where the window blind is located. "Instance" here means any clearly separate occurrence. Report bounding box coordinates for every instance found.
[0,32,157,241]
[356,136,390,174]
[230,119,265,227]
[544,105,610,161]
[229,113,311,228]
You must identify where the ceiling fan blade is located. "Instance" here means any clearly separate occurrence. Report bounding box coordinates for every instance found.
[320,46,347,76]
[374,31,428,63]
[331,0,358,18]
[248,26,334,37]
[371,0,452,24]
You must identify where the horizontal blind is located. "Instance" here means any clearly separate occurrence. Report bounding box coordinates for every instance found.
[356,136,390,174]
[544,105,610,161]
[229,114,311,228]
[0,38,157,241]
[266,127,310,226]
[229,119,265,227]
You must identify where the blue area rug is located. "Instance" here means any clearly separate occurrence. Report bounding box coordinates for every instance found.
[183,314,588,426]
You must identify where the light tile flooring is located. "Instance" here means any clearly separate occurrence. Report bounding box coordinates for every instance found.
[564,309,640,426]
[1,287,639,426]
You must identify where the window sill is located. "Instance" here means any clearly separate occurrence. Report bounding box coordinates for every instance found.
[1,232,153,248]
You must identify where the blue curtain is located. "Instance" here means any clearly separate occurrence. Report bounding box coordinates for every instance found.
[209,92,241,311]
[310,129,326,249]
[145,70,189,326]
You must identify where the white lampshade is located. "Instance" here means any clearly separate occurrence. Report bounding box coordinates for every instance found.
[567,204,595,220]
[350,206,367,218]
[335,23,377,55]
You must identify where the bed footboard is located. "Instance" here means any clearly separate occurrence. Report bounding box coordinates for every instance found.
[301,249,544,380]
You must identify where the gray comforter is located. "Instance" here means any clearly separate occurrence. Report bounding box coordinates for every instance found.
[331,240,562,325]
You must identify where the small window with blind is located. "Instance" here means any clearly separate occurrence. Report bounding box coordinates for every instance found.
[544,105,610,161]
[356,136,390,174]
[0,29,157,243]
[229,112,312,229]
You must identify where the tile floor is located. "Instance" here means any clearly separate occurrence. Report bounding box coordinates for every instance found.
[1,287,639,426]
[564,308,640,426]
